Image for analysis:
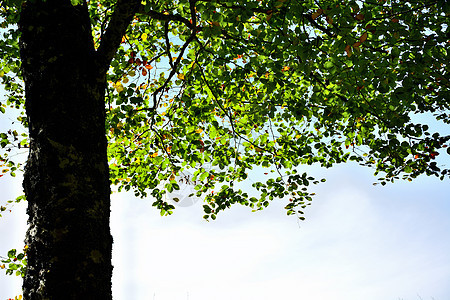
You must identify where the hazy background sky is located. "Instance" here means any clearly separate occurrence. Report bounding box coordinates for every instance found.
[1,160,449,300]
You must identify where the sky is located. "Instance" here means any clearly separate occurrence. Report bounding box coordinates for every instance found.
[1,158,449,300]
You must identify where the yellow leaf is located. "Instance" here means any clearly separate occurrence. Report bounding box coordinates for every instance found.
[114,82,124,93]
[326,16,333,25]
[141,33,148,41]
[177,73,185,80]
[169,174,175,181]
[196,128,203,133]
[312,8,323,20]
[122,77,129,84]
[360,32,368,43]
[151,152,158,158]
[345,45,352,57]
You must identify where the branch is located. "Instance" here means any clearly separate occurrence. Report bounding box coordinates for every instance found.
[136,6,195,30]
[164,21,174,69]
[196,0,271,14]
[151,31,196,110]
[96,0,141,74]
[149,1,199,110]
[304,13,336,38]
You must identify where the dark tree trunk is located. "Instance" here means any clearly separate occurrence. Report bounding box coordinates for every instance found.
[19,0,113,298]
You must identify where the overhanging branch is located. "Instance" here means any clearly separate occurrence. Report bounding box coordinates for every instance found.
[136,6,195,30]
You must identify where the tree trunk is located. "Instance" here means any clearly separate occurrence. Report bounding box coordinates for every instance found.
[19,0,112,298]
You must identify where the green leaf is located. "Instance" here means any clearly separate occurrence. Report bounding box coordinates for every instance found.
[7,249,16,259]
[324,61,333,69]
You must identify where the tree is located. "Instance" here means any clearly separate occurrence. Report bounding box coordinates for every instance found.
[0,0,448,298]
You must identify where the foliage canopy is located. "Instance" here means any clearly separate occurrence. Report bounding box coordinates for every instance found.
[1,0,449,221]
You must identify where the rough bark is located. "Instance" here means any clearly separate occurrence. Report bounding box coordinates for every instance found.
[19,0,112,298]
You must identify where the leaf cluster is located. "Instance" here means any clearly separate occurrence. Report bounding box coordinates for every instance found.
[0,247,27,277]
[104,0,449,219]
[0,0,448,221]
